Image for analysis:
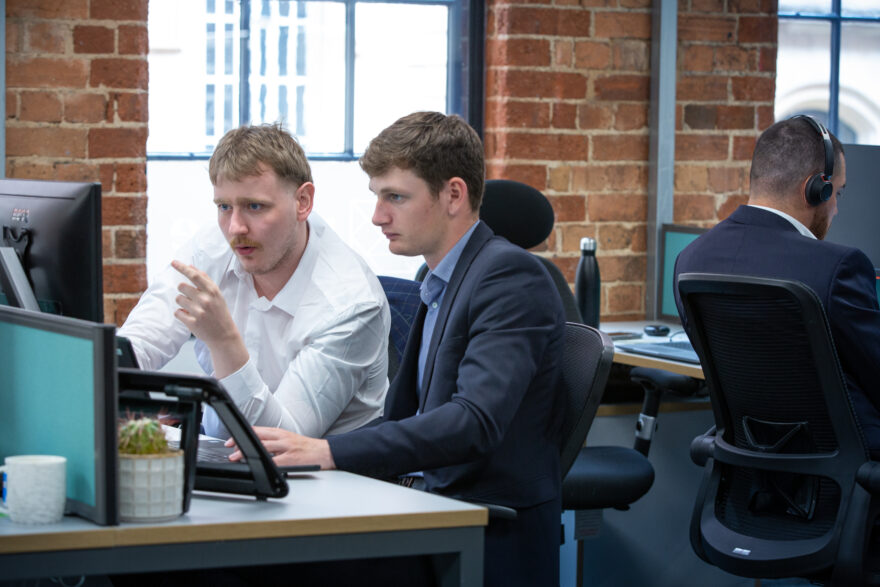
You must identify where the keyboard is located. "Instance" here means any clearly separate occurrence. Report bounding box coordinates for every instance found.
[615,339,700,365]
[167,436,238,463]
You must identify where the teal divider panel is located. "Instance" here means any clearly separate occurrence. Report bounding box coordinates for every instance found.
[0,321,96,507]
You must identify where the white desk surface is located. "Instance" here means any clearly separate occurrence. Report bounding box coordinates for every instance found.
[0,470,487,554]
[601,320,704,380]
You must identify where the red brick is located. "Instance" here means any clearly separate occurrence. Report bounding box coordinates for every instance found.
[505,132,589,161]
[717,105,755,129]
[683,45,714,72]
[7,21,23,54]
[548,166,572,192]
[674,194,717,222]
[27,22,68,53]
[7,162,54,179]
[733,136,757,160]
[119,25,148,55]
[588,193,647,222]
[486,164,547,191]
[548,195,586,222]
[615,104,648,131]
[676,134,729,161]
[578,104,614,129]
[731,75,775,102]
[7,57,89,89]
[739,16,777,44]
[89,127,148,158]
[679,16,737,42]
[757,105,775,129]
[595,75,650,101]
[54,162,101,182]
[601,254,646,282]
[692,0,725,11]
[597,224,644,252]
[621,0,651,7]
[708,166,748,192]
[718,194,749,219]
[604,164,647,191]
[115,229,146,258]
[102,229,113,260]
[495,6,592,37]
[99,164,116,194]
[592,135,649,161]
[91,0,148,21]
[102,195,147,225]
[7,0,88,19]
[560,224,596,252]
[552,103,577,129]
[677,75,729,101]
[613,40,650,72]
[104,295,141,327]
[20,91,62,122]
[487,38,551,67]
[116,163,147,192]
[675,165,709,192]
[730,0,766,11]
[606,283,644,313]
[594,12,651,39]
[102,262,147,294]
[684,105,715,130]
[90,58,148,90]
[759,46,777,73]
[74,25,115,54]
[550,256,578,284]
[490,69,587,100]
[554,40,574,67]
[65,92,107,123]
[6,126,87,157]
[574,41,611,70]
[486,100,550,129]
[714,46,754,72]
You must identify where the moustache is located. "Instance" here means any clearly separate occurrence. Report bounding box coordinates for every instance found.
[229,237,261,249]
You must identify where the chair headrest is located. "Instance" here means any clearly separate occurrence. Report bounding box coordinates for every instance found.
[479,179,554,249]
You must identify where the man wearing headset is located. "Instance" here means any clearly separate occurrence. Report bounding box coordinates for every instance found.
[673,115,880,457]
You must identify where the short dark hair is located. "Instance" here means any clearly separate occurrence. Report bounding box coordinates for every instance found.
[359,111,485,211]
[209,123,312,188]
[750,116,844,197]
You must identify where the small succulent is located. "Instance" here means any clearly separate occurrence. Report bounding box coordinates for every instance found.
[118,416,169,455]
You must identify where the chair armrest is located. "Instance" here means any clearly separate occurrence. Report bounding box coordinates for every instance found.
[856,461,880,494]
[690,425,716,467]
[465,500,518,521]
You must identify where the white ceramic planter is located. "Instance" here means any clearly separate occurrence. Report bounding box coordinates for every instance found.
[118,450,184,523]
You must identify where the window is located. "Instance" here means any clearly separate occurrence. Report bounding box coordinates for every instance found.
[776,1,880,145]
[147,0,482,280]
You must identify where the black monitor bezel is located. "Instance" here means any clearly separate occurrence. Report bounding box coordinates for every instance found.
[0,179,103,323]
[0,304,118,525]
[658,224,707,323]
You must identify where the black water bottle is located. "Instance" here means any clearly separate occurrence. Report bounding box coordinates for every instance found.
[575,237,601,327]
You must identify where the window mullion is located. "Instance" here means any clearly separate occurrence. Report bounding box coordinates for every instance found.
[344,0,356,156]
[239,0,251,125]
[828,0,841,136]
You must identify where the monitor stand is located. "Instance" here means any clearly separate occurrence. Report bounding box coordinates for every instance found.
[0,246,40,312]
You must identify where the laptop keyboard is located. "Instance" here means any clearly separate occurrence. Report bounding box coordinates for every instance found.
[616,339,701,365]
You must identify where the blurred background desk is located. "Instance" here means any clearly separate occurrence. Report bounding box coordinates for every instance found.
[602,319,704,380]
[0,470,486,587]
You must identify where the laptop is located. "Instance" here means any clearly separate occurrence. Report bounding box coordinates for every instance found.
[119,368,317,500]
[614,225,707,365]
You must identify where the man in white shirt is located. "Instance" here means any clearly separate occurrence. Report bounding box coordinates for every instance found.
[119,124,390,438]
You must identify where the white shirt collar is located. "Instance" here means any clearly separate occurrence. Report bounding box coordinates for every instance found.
[748,205,816,240]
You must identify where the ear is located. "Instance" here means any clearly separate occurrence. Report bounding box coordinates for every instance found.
[444,177,471,217]
[295,182,315,221]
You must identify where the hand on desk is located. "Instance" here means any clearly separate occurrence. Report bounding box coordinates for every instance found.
[227,426,336,470]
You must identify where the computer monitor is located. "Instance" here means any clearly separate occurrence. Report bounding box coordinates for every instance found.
[657,224,707,322]
[0,179,103,322]
[0,304,118,525]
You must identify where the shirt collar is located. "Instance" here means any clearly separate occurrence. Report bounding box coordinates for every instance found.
[748,204,816,240]
[420,220,480,306]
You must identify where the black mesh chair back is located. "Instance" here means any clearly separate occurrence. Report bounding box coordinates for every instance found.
[558,322,614,476]
[679,273,880,584]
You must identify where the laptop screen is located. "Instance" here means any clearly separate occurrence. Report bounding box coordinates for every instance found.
[658,224,707,322]
[875,269,880,304]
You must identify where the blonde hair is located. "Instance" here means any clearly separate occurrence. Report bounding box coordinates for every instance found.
[209,123,312,187]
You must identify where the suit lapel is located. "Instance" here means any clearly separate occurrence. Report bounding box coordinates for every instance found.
[418,222,494,412]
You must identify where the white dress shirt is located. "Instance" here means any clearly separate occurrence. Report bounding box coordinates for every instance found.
[749,204,817,239]
[118,213,390,438]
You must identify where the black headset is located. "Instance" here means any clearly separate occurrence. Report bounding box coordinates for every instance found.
[792,114,834,206]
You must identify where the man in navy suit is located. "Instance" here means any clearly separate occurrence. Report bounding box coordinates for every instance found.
[674,116,880,456]
[243,111,566,586]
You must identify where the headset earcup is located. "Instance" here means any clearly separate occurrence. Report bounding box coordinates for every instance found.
[805,174,833,206]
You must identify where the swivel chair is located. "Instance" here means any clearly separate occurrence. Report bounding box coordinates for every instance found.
[377,275,422,381]
[679,273,880,585]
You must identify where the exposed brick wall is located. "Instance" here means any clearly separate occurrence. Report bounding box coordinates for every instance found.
[5,0,149,326]
[486,0,777,320]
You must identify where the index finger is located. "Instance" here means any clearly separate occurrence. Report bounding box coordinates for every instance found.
[171,260,211,288]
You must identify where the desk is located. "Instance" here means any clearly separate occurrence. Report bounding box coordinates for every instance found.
[602,320,704,379]
[0,470,487,587]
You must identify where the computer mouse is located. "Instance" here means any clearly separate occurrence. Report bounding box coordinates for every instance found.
[644,324,670,337]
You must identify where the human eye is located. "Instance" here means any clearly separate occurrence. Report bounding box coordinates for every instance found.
[247,202,263,211]
[216,202,231,212]
[387,192,405,202]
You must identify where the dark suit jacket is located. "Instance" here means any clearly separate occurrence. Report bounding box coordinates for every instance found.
[328,222,566,585]
[674,205,880,454]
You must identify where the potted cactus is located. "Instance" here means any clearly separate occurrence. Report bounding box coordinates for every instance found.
[118,415,184,523]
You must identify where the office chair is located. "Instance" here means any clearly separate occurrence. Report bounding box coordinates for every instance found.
[415,179,583,324]
[377,275,422,381]
[678,272,880,585]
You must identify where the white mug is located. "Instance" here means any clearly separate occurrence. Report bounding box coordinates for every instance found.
[0,455,67,524]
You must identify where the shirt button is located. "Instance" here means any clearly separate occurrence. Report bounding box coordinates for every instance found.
[431,302,438,309]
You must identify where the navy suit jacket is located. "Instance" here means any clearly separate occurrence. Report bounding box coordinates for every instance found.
[329,221,566,505]
[674,205,880,455]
